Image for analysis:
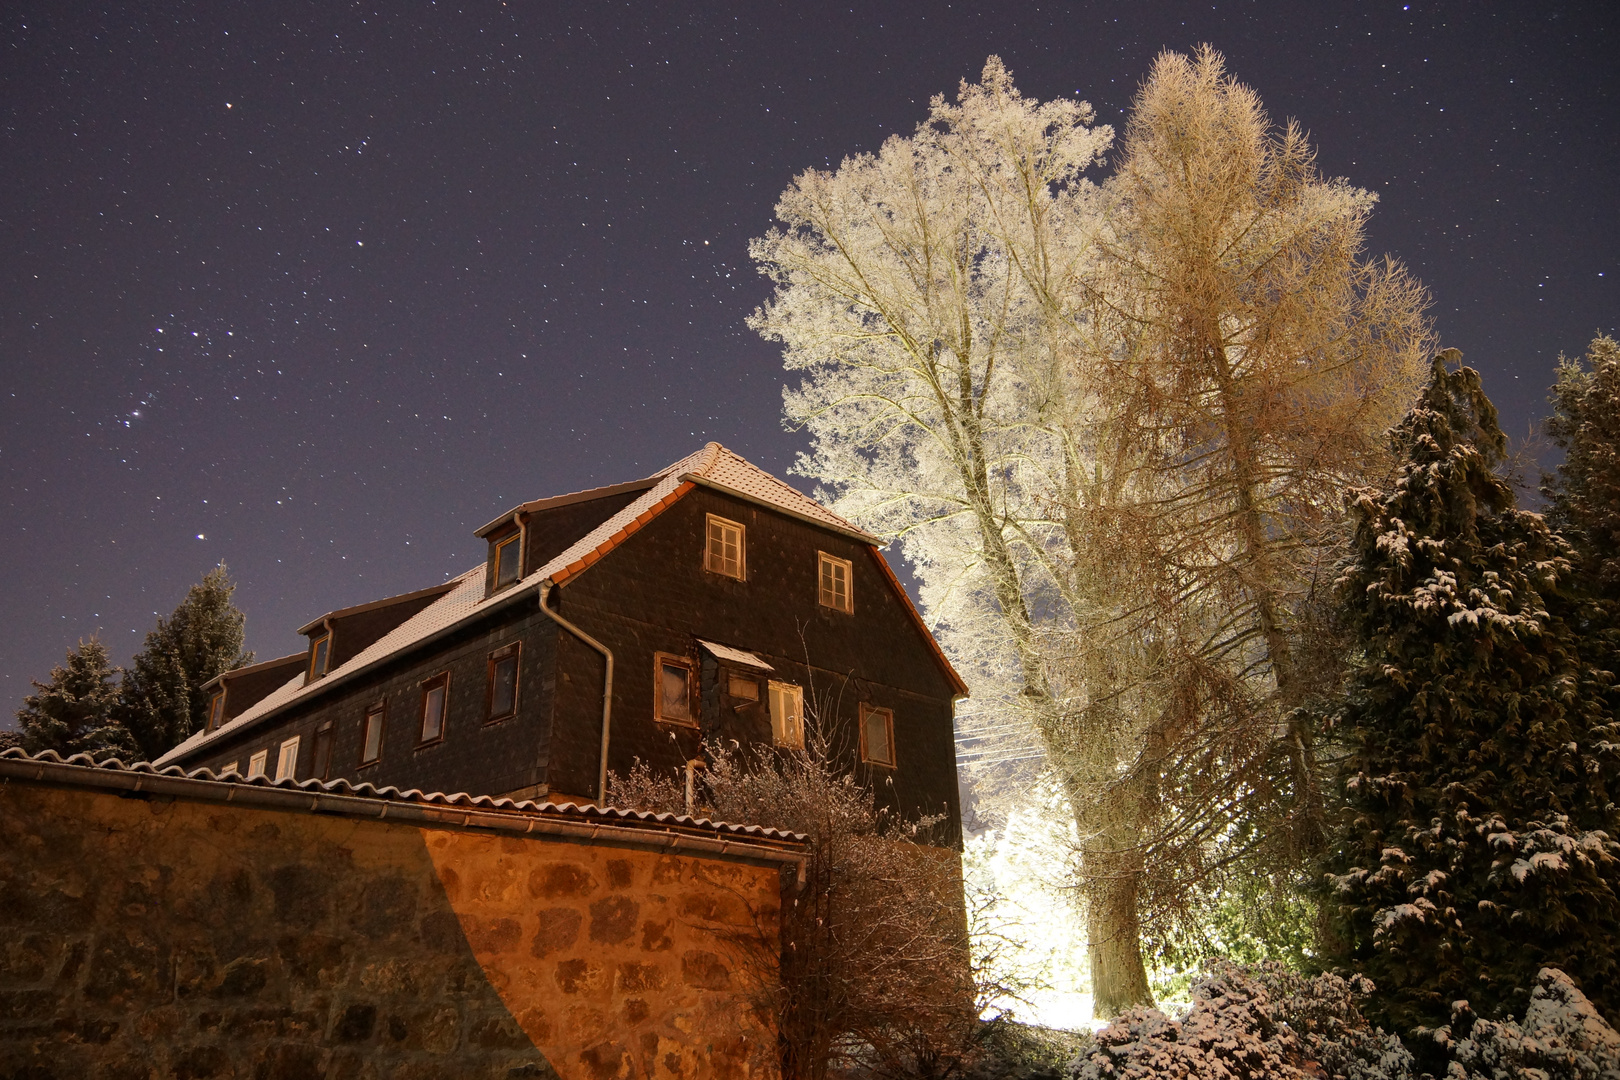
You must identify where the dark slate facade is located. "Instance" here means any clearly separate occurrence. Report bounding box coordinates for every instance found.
[162,445,966,840]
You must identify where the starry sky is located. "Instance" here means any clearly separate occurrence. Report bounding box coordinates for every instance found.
[2,2,1615,713]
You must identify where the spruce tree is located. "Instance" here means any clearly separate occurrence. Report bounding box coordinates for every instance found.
[116,564,253,760]
[1545,332,1620,605]
[14,637,133,759]
[1323,353,1620,1034]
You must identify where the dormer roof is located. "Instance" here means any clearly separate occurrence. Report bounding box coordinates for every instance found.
[155,442,963,767]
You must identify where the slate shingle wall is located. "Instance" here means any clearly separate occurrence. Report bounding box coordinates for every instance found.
[189,604,560,800]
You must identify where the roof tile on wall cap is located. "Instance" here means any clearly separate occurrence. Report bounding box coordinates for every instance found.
[1,747,806,842]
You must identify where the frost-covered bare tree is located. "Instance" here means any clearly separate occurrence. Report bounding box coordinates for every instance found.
[1068,48,1433,1009]
[749,50,1431,1016]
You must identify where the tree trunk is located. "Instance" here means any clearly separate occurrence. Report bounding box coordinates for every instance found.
[1082,840,1153,1017]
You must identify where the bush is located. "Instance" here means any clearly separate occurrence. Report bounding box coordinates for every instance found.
[1070,963,1620,1080]
[611,738,978,1080]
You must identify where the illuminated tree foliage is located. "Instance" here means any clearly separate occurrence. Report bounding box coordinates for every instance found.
[751,49,1430,1015]
[1324,355,1620,1034]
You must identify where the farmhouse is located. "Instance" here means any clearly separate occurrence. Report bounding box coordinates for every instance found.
[158,443,967,835]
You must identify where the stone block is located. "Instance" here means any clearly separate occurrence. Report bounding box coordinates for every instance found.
[527,863,596,900]
[679,951,731,991]
[588,897,639,945]
[333,1002,377,1043]
[529,908,581,959]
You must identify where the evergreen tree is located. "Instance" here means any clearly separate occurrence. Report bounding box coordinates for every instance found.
[14,637,133,759]
[116,564,253,760]
[1545,332,1620,605]
[1323,353,1620,1035]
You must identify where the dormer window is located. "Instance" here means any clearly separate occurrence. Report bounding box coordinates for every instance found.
[307,631,331,682]
[206,688,226,732]
[491,531,522,591]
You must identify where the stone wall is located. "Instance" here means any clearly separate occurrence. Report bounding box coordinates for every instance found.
[0,761,794,1080]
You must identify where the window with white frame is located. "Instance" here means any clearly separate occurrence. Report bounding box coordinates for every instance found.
[860,704,896,768]
[360,703,385,765]
[818,552,853,613]
[275,736,301,781]
[769,680,804,749]
[419,673,450,744]
[704,514,745,580]
[221,760,239,775]
[247,749,269,779]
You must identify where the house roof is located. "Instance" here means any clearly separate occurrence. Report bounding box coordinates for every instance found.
[295,581,457,636]
[199,651,306,694]
[2,748,809,858]
[156,441,964,766]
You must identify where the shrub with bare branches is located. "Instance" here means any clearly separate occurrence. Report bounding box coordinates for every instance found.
[611,738,978,1080]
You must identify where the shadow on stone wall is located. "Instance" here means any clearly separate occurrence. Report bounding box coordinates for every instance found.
[0,774,785,1080]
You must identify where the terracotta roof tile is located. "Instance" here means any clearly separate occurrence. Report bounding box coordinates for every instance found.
[3,748,807,846]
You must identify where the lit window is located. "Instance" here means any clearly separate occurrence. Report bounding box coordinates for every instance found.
[221,760,239,775]
[206,689,226,732]
[656,654,695,725]
[275,736,301,782]
[728,672,760,705]
[361,703,385,764]
[312,722,334,780]
[769,681,804,749]
[487,643,520,721]
[704,514,745,580]
[491,531,522,591]
[308,632,331,682]
[818,552,853,613]
[419,673,450,743]
[247,749,269,779]
[860,704,895,768]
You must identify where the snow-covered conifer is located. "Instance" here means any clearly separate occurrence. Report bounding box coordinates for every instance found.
[1325,354,1620,1034]
[15,637,132,759]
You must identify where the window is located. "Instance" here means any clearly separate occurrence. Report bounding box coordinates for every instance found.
[312,722,334,780]
[275,736,301,782]
[221,760,239,775]
[206,689,226,732]
[307,631,331,682]
[655,654,695,725]
[769,681,804,749]
[487,643,521,722]
[860,704,896,768]
[419,673,450,744]
[704,514,745,580]
[360,703,385,765]
[727,672,760,705]
[491,531,522,591]
[247,749,269,779]
[818,552,853,613]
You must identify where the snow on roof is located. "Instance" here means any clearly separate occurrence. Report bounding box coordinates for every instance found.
[697,639,775,671]
[158,442,948,766]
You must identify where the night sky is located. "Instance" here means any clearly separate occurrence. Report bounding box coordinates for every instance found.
[3,2,1615,714]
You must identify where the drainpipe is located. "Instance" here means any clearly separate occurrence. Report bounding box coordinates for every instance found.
[536,580,614,806]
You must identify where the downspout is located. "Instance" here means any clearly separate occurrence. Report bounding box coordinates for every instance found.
[536,580,614,806]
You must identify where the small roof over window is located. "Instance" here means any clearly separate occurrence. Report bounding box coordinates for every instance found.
[697,640,774,671]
